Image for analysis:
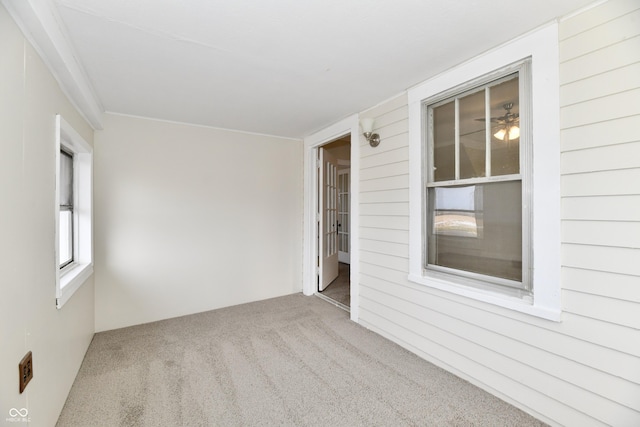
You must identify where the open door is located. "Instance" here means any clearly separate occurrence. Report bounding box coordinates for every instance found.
[318,147,339,291]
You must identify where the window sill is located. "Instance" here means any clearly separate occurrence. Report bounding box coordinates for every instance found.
[57,262,93,309]
[408,273,561,322]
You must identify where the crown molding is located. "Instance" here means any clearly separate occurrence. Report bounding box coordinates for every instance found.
[2,0,103,130]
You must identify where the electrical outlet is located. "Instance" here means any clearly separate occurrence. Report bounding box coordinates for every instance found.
[19,351,33,393]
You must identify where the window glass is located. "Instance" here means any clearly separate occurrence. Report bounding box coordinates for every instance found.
[59,150,73,268]
[427,181,522,282]
[59,210,73,266]
[60,150,73,206]
[459,90,486,179]
[432,101,455,182]
[490,76,520,176]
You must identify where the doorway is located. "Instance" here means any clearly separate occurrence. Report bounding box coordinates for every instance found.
[318,136,350,309]
[302,114,359,322]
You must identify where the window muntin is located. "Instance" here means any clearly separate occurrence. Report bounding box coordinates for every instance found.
[59,149,74,268]
[424,63,530,292]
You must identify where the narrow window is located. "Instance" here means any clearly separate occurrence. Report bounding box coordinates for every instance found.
[55,115,93,308]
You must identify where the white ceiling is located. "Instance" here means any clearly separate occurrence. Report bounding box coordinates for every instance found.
[35,1,597,138]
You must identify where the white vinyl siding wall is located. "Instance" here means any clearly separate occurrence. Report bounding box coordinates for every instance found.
[356,1,640,425]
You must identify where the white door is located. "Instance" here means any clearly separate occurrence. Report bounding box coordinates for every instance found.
[318,147,339,291]
[338,169,350,264]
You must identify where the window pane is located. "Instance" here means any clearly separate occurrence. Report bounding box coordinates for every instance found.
[432,101,455,181]
[490,76,520,176]
[459,90,486,179]
[59,210,73,267]
[60,150,73,206]
[427,181,522,282]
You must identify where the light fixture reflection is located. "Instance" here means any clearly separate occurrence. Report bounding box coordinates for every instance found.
[493,125,520,141]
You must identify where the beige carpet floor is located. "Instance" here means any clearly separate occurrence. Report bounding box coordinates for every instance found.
[57,294,545,426]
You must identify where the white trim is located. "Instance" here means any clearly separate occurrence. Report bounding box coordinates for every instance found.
[303,115,360,322]
[2,0,103,130]
[408,23,561,321]
[55,115,94,309]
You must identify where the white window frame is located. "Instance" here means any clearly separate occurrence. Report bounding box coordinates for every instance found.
[408,24,561,321]
[55,115,93,308]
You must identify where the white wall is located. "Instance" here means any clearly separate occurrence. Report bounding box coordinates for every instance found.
[0,4,95,425]
[354,0,640,425]
[94,114,303,331]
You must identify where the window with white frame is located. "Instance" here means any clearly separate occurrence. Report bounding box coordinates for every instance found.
[407,24,561,320]
[424,61,531,294]
[56,115,93,308]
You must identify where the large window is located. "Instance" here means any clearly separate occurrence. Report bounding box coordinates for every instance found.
[424,63,530,293]
[55,115,93,308]
[407,24,561,320]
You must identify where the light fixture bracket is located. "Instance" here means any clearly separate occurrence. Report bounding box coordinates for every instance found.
[364,132,380,147]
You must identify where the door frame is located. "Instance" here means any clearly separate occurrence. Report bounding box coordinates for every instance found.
[303,114,360,322]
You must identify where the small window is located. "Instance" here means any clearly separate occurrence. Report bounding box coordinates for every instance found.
[55,115,93,308]
[423,62,531,293]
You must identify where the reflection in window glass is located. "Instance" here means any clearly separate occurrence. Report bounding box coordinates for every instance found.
[427,181,522,282]
[490,76,520,176]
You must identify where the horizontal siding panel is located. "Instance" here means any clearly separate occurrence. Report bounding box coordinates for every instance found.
[374,105,408,129]
[359,188,409,204]
[360,146,408,169]
[562,195,640,221]
[563,289,640,329]
[561,169,640,197]
[561,87,640,129]
[561,141,640,174]
[358,311,598,427]
[562,220,640,248]
[361,284,640,412]
[560,8,640,62]
[360,238,408,258]
[562,267,640,303]
[561,62,640,107]
[359,215,408,231]
[360,130,408,152]
[559,36,640,85]
[359,295,634,426]
[563,243,640,276]
[360,275,640,381]
[359,227,409,245]
[377,119,408,140]
[360,262,409,285]
[560,0,640,40]
[561,312,640,357]
[359,250,408,272]
[561,115,640,152]
[360,174,408,192]
[360,161,409,181]
[359,202,409,217]
[363,93,407,118]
